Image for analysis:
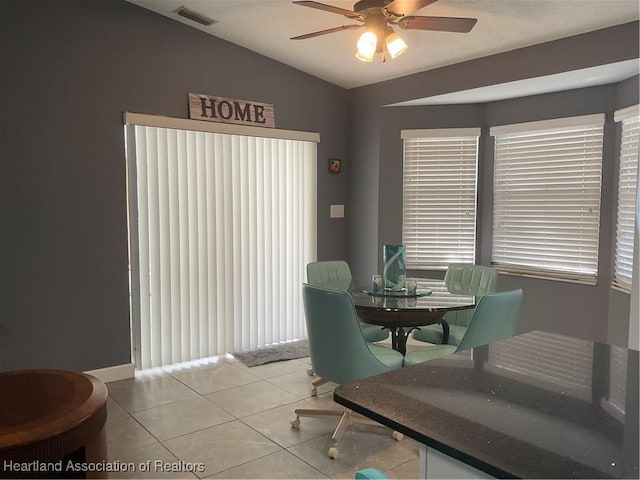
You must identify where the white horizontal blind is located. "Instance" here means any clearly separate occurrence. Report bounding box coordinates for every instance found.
[402,128,480,269]
[126,123,316,369]
[487,331,594,401]
[613,105,639,292]
[491,115,605,284]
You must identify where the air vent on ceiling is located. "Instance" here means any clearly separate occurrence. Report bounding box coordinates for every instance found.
[174,6,216,27]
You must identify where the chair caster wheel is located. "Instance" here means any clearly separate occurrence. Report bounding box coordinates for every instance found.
[290,417,300,429]
[392,431,404,441]
[307,368,314,376]
[310,386,318,397]
[328,446,339,459]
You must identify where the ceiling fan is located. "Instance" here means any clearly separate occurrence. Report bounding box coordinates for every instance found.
[291,0,477,62]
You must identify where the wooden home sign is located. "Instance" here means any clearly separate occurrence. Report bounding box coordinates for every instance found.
[188,93,275,128]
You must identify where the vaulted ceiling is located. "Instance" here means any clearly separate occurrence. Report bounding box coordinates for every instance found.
[128,0,639,90]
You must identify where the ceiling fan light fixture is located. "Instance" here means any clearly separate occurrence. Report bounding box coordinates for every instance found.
[356,30,377,62]
[292,0,478,65]
[385,32,407,59]
[355,49,375,62]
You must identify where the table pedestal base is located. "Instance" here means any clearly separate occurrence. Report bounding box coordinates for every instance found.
[356,309,450,354]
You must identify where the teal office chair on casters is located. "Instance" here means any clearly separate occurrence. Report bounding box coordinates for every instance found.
[291,284,405,459]
[412,263,497,346]
[305,261,389,396]
[404,289,523,366]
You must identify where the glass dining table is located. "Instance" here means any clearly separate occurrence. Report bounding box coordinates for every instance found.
[315,277,476,354]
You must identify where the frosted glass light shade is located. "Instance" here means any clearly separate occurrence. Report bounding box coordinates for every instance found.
[356,30,377,62]
[386,32,407,58]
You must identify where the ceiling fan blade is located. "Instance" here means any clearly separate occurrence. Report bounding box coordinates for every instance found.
[291,24,363,40]
[385,0,440,17]
[293,1,364,20]
[398,15,477,33]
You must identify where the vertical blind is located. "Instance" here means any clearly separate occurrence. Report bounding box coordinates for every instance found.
[126,115,317,369]
[490,114,605,284]
[401,128,480,269]
[613,105,639,292]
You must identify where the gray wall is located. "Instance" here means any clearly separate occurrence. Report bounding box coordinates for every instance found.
[349,27,639,344]
[0,0,350,372]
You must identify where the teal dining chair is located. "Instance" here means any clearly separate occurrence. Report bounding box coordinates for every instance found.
[291,284,405,459]
[307,261,389,342]
[355,468,388,479]
[404,289,523,366]
[412,263,497,346]
[306,260,389,396]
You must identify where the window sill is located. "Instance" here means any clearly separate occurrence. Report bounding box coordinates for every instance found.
[493,266,597,286]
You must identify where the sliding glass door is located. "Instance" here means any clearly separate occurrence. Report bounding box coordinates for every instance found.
[125,115,317,369]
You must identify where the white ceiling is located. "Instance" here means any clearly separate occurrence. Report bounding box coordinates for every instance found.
[128,0,639,90]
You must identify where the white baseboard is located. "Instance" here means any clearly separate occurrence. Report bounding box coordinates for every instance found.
[85,363,135,383]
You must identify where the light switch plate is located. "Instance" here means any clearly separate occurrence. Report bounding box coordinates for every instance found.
[330,204,345,218]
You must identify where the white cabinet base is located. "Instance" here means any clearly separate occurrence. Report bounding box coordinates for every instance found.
[420,445,495,479]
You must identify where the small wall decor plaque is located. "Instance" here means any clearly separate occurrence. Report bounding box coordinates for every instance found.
[329,158,341,174]
[188,93,275,128]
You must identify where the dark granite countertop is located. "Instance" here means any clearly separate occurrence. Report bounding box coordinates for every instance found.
[334,331,639,479]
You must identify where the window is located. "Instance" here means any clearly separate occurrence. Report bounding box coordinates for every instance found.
[490,114,605,284]
[401,128,480,269]
[125,113,317,369]
[613,105,639,293]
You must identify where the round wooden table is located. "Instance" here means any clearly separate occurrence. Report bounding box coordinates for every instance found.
[0,369,108,478]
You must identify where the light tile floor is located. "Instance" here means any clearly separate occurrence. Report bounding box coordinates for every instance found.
[105,352,420,479]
